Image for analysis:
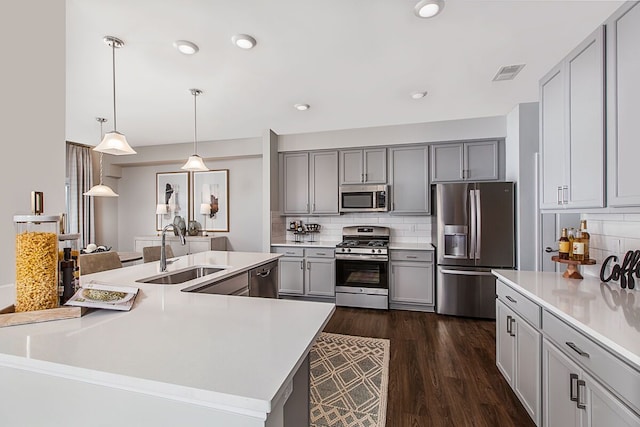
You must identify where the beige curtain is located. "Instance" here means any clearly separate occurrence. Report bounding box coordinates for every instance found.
[66,142,94,248]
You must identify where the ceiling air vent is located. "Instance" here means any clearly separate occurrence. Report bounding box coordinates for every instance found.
[492,64,525,81]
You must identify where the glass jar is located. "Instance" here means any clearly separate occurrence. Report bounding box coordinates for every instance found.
[14,215,60,312]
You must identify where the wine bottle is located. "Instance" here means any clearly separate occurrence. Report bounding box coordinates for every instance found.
[573,229,585,262]
[580,220,590,261]
[568,227,576,260]
[558,228,570,260]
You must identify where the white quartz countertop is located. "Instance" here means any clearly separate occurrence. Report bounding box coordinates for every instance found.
[0,251,335,418]
[493,269,640,369]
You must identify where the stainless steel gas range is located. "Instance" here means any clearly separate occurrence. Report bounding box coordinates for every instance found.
[335,226,389,310]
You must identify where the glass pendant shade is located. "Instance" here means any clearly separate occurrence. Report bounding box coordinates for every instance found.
[84,117,119,197]
[94,131,136,155]
[181,154,209,171]
[84,184,118,197]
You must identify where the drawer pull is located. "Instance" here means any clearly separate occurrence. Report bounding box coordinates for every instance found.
[569,373,578,402]
[316,252,326,255]
[505,295,517,303]
[406,256,418,259]
[285,251,295,255]
[566,342,590,358]
[576,379,587,410]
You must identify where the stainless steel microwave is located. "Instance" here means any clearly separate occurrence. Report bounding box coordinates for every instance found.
[339,184,389,213]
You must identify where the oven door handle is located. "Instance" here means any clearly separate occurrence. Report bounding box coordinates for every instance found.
[335,254,389,261]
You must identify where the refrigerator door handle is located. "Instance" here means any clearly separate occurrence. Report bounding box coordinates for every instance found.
[475,189,481,260]
[440,269,495,276]
[469,189,476,260]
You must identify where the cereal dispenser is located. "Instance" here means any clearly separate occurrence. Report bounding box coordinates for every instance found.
[14,215,60,312]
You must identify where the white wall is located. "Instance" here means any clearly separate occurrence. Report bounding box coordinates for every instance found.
[278,116,506,152]
[0,0,66,284]
[117,157,263,253]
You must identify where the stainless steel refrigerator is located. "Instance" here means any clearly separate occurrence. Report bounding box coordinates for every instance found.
[434,182,515,319]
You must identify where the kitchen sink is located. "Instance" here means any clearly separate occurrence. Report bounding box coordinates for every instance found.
[136,266,228,285]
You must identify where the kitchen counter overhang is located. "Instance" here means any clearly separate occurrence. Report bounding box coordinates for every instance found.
[0,250,335,423]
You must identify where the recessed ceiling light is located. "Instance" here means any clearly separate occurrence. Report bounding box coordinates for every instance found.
[173,40,199,55]
[411,91,427,99]
[232,34,257,50]
[294,104,310,111]
[414,0,445,18]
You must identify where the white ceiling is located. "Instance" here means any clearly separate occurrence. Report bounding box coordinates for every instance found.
[66,0,623,147]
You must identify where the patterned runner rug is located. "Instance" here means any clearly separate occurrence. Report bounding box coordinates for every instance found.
[310,332,390,427]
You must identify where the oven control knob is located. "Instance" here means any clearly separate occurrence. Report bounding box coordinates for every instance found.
[377,249,382,254]
[347,248,351,253]
[371,249,375,254]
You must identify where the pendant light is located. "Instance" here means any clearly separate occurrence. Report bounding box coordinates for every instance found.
[94,36,136,156]
[84,117,119,197]
[181,88,209,171]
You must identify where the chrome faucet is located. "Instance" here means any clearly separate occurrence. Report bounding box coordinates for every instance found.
[160,224,186,272]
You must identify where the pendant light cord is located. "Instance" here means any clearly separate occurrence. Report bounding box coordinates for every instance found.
[99,119,104,185]
[112,42,117,132]
[193,91,198,155]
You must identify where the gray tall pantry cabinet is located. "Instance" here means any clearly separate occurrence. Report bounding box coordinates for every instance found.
[539,26,605,210]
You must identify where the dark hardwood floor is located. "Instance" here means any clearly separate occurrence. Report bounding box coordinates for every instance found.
[323,307,535,427]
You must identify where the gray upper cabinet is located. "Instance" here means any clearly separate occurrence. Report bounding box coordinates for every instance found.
[539,26,605,210]
[430,140,499,182]
[607,2,640,207]
[283,152,310,214]
[339,148,387,184]
[309,151,339,214]
[283,151,338,215]
[389,145,430,214]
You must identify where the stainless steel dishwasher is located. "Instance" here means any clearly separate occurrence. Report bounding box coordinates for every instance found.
[249,260,279,298]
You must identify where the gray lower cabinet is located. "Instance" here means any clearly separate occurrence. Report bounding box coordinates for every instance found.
[496,299,541,425]
[543,338,640,427]
[607,2,640,207]
[389,250,434,311]
[339,148,387,184]
[389,145,430,214]
[430,140,499,183]
[283,151,338,215]
[273,246,335,299]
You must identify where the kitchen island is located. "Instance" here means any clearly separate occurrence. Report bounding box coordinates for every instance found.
[0,251,335,427]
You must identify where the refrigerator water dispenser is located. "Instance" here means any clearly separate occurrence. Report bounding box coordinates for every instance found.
[443,225,467,258]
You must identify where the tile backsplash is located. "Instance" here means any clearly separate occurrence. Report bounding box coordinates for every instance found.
[581,213,640,278]
[275,213,434,244]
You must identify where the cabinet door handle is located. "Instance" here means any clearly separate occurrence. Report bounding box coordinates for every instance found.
[576,379,587,410]
[566,342,590,358]
[361,173,364,183]
[300,261,304,270]
[557,186,562,205]
[569,373,579,402]
[505,295,517,304]
[563,185,569,205]
[509,318,516,337]
[506,315,512,334]
[307,261,311,270]
[364,173,368,182]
